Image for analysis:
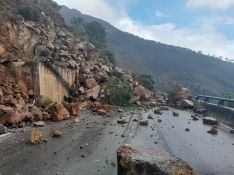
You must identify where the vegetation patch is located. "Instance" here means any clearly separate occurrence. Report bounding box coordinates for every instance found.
[106,77,133,107]
[70,17,117,65]
[17,5,41,22]
[137,74,155,91]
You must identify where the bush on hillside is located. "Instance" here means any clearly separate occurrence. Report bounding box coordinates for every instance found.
[17,5,41,22]
[137,74,155,91]
[104,50,117,65]
[106,77,133,106]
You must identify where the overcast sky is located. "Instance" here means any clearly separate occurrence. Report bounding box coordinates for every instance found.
[54,0,234,60]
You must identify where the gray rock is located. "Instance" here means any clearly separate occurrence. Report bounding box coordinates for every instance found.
[203,117,219,125]
[117,145,196,175]
[0,124,8,134]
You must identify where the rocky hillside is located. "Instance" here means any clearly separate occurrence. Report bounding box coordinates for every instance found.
[0,0,162,129]
[60,6,234,96]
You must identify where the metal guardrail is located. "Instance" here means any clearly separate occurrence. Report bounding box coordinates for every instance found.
[196,95,234,107]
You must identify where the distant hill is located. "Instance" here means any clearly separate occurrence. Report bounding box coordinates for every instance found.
[60,6,234,96]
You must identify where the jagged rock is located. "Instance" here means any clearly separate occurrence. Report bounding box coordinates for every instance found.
[0,110,23,126]
[97,109,108,115]
[169,85,193,108]
[148,115,153,119]
[49,103,70,121]
[30,106,43,121]
[129,96,140,104]
[9,98,17,106]
[92,102,112,114]
[185,128,190,132]
[57,31,66,38]
[86,85,100,99]
[47,43,54,50]
[74,118,80,123]
[52,130,63,137]
[173,112,179,117]
[154,109,162,115]
[203,117,219,126]
[0,124,8,134]
[31,129,42,145]
[117,145,196,175]
[134,85,151,101]
[140,120,148,126]
[70,102,80,117]
[78,87,85,95]
[85,78,98,89]
[117,118,129,124]
[68,59,77,69]
[101,65,110,73]
[181,99,194,108]
[79,101,90,110]
[207,126,218,135]
[33,121,46,127]
[191,115,199,121]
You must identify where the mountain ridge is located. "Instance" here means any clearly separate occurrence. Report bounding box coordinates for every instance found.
[60,6,234,96]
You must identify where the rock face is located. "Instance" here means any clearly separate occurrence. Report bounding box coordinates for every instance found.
[49,103,70,121]
[0,0,159,128]
[117,145,196,175]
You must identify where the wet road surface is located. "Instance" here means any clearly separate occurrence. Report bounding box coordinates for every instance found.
[0,107,234,175]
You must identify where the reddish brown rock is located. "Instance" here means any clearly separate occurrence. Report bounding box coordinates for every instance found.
[49,103,70,121]
[85,78,98,89]
[0,110,23,126]
[86,85,100,99]
[134,85,151,101]
[52,130,63,137]
[70,102,80,117]
[31,129,42,144]
[30,106,43,121]
[92,102,112,113]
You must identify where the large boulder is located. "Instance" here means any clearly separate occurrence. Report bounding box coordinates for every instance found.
[85,86,100,99]
[69,102,80,117]
[85,78,98,89]
[134,85,151,101]
[48,103,70,121]
[92,102,112,114]
[168,85,193,108]
[203,117,219,126]
[0,110,23,126]
[117,145,196,175]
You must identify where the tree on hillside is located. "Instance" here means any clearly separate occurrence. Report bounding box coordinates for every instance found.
[17,5,41,21]
[137,74,155,91]
[85,21,107,50]
[104,50,116,65]
[70,17,87,40]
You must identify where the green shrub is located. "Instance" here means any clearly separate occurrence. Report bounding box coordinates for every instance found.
[106,77,133,106]
[137,74,155,91]
[104,50,117,65]
[17,5,41,22]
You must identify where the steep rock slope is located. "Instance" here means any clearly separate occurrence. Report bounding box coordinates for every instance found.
[0,0,158,127]
[60,6,234,96]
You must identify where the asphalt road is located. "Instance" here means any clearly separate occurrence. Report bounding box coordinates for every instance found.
[0,107,234,175]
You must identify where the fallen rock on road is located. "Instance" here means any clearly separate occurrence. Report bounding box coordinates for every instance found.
[117,145,196,175]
